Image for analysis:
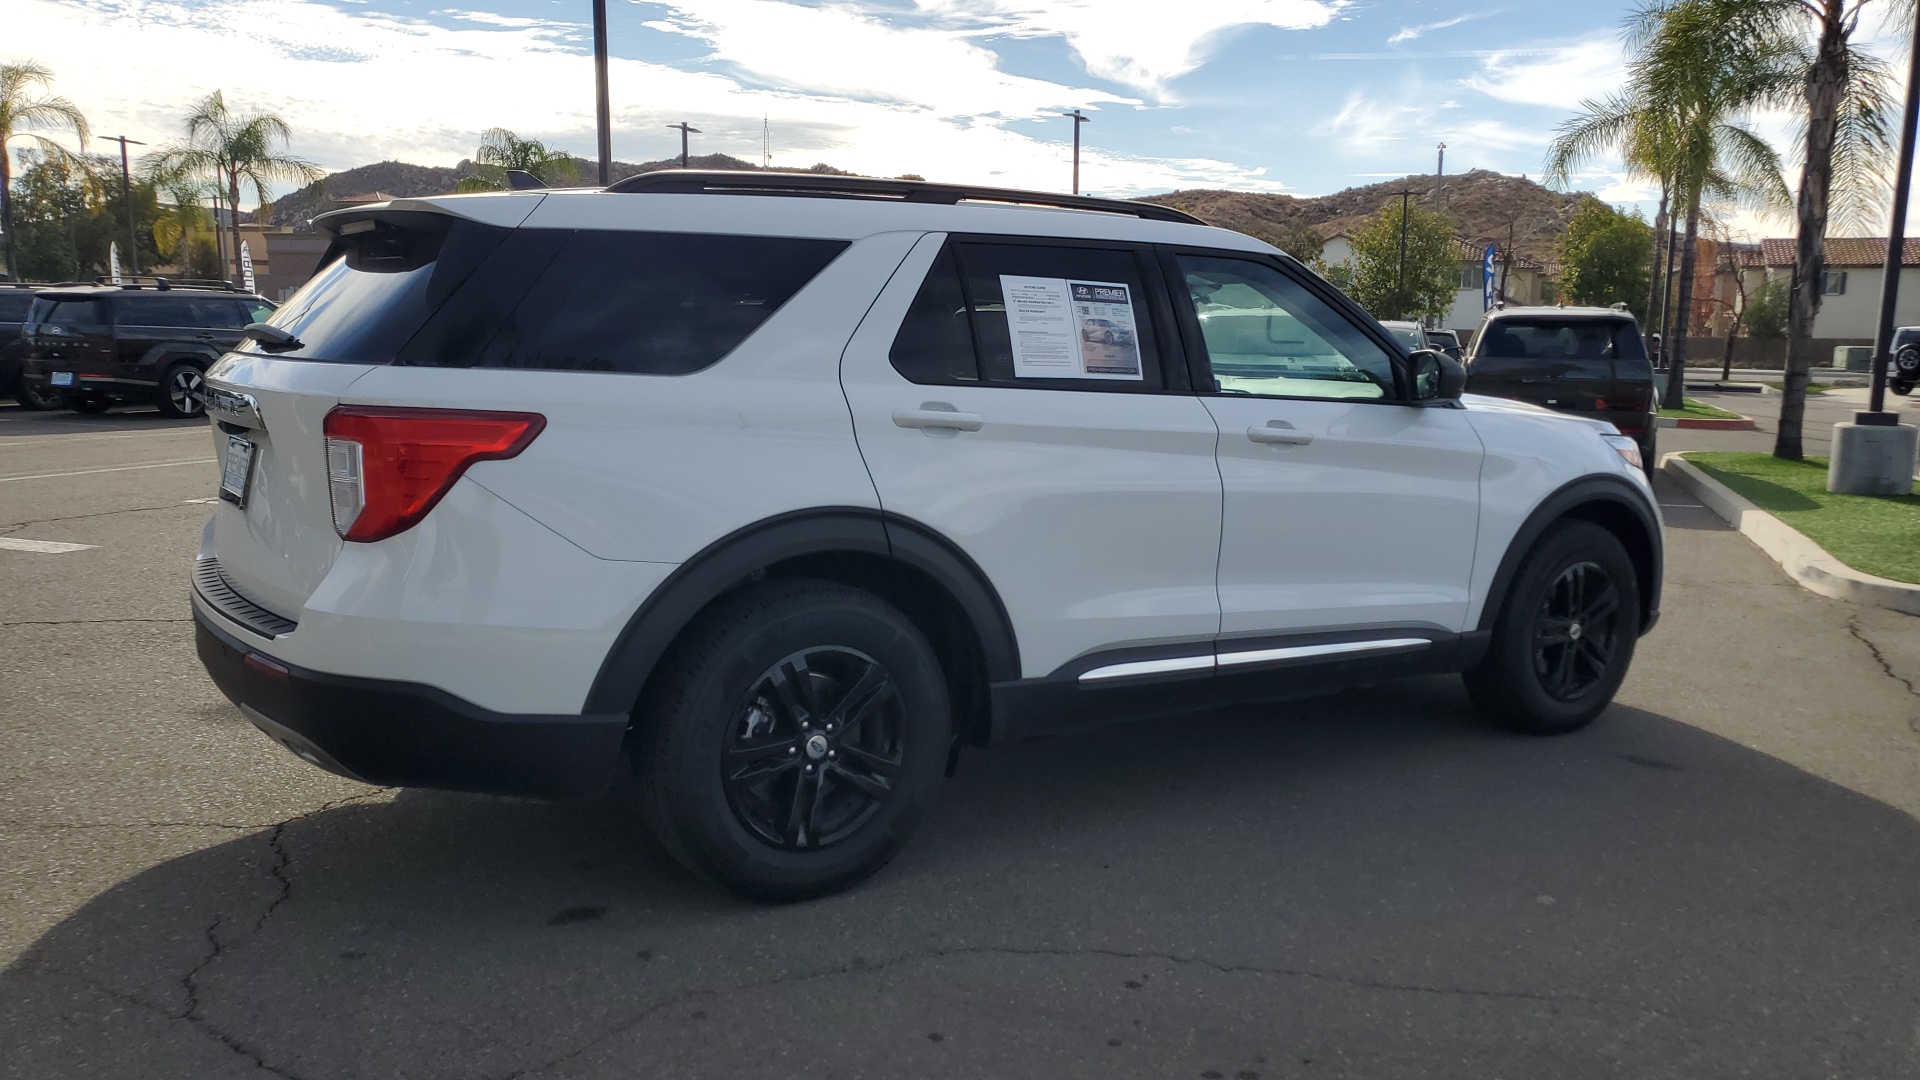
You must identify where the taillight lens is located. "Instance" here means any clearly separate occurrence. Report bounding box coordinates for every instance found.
[321,406,545,542]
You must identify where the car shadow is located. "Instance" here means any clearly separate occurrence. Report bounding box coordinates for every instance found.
[5,679,1919,1079]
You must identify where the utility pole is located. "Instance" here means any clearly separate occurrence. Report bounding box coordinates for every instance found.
[1392,189,1416,319]
[1435,142,1445,213]
[100,135,145,274]
[591,0,612,186]
[1066,110,1089,194]
[763,115,770,169]
[668,122,700,168]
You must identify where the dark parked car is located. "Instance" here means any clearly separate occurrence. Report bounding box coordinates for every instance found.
[19,284,275,417]
[1464,306,1656,467]
[1891,326,1920,396]
[0,283,54,409]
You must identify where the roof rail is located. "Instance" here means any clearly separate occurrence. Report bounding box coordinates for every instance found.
[602,169,1207,226]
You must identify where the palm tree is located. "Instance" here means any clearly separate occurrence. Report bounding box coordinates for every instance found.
[0,61,89,280]
[454,128,579,192]
[1644,0,1898,458]
[147,91,320,283]
[146,159,217,273]
[1550,2,1793,409]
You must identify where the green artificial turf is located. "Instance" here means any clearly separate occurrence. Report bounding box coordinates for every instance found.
[1687,452,1920,583]
[1658,398,1745,420]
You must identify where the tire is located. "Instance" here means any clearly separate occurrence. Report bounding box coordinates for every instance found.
[156,363,207,418]
[15,381,62,411]
[634,579,952,901]
[1463,520,1640,735]
[1893,381,1914,397]
[67,391,112,414]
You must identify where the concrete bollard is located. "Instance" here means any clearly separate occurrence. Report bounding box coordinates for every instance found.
[1827,421,1919,495]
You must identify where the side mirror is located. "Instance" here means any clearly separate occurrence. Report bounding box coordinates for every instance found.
[1409,348,1466,403]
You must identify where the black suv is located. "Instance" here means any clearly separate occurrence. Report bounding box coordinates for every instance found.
[19,284,275,418]
[1464,306,1657,466]
[0,283,51,408]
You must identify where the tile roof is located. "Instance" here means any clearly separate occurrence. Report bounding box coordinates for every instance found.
[1759,236,1920,267]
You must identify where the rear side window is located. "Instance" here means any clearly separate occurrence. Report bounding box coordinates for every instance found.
[443,231,848,374]
[261,218,846,374]
[890,247,979,384]
[117,295,247,328]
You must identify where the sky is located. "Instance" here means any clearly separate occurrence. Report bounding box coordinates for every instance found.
[7,0,1913,229]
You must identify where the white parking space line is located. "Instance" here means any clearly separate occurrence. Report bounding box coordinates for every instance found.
[0,458,216,483]
[0,537,97,553]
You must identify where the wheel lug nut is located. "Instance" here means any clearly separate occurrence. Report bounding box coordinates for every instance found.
[828,751,837,759]
[804,765,814,773]
[788,747,797,755]
[826,724,835,733]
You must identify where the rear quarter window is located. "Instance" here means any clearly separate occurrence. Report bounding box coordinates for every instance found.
[261,218,848,374]
[0,293,33,321]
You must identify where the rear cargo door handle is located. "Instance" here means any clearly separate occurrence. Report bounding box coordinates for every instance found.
[1247,421,1312,446]
[893,406,983,433]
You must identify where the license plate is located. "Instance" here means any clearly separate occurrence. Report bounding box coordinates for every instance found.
[220,435,256,507]
[50,372,73,387]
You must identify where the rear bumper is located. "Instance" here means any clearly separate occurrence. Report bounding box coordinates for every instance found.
[195,608,628,799]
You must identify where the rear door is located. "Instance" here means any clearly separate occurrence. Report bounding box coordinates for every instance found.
[839,233,1223,678]
[1466,318,1617,421]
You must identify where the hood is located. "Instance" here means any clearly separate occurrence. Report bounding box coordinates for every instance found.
[1460,392,1620,434]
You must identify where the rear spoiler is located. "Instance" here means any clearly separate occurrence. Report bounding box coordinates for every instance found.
[312,192,547,237]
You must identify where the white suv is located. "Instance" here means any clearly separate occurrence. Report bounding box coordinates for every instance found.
[192,172,1662,899]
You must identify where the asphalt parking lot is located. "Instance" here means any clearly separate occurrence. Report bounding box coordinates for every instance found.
[3,398,1919,1079]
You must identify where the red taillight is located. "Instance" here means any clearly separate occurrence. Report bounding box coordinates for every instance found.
[321,406,545,543]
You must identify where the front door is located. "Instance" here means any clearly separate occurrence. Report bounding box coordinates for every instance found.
[1166,251,1484,639]
[840,234,1223,679]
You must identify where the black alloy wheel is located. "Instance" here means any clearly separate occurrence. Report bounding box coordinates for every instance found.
[636,579,951,901]
[1464,519,1640,735]
[1531,561,1622,702]
[723,647,905,851]
[159,364,207,418]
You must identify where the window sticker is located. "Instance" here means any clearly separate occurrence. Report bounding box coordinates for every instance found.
[999,275,1143,380]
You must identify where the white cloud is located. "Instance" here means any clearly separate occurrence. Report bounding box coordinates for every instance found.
[10,0,1286,202]
[1387,10,1493,47]
[1464,36,1627,111]
[1320,85,1536,160]
[921,0,1342,94]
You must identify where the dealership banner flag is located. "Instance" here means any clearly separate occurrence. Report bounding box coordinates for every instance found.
[240,241,256,294]
[109,242,123,285]
[1482,245,1496,311]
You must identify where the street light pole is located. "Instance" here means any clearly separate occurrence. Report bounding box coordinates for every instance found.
[1393,189,1415,319]
[668,122,700,169]
[100,135,145,274]
[1066,110,1089,194]
[591,0,612,186]
[1865,6,1920,422]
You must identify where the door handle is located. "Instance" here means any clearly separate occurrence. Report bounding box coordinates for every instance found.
[893,407,983,432]
[1247,422,1312,446]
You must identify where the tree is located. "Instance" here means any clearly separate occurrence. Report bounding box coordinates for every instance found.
[147,91,321,282]
[0,61,89,280]
[454,128,578,192]
[1342,200,1457,323]
[1640,0,1896,457]
[1269,219,1325,263]
[1547,1,1793,410]
[1744,275,1789,340]
[1558,200,1655,318]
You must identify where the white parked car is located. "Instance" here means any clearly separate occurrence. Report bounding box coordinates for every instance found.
[193,172,1662,900]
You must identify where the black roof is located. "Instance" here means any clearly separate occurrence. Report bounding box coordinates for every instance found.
[604,169,1207,225]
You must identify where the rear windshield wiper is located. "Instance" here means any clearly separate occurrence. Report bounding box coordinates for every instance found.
[244,323,303,351]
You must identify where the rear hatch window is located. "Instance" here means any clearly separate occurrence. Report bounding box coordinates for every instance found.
[1467,316,1649,416]
[254,213,849,374]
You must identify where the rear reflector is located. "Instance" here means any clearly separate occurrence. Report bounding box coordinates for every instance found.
[321,406,545,542]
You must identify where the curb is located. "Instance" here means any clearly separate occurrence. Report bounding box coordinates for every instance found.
[1660,453,1920,616]
[1656,415,1760,430]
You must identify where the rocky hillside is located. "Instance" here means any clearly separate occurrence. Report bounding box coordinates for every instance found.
[1139,169,1586,269]
[261,153,848,226]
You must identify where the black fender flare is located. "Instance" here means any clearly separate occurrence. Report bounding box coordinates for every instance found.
[1472,474,1664,652]
[582,507,1021,717]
